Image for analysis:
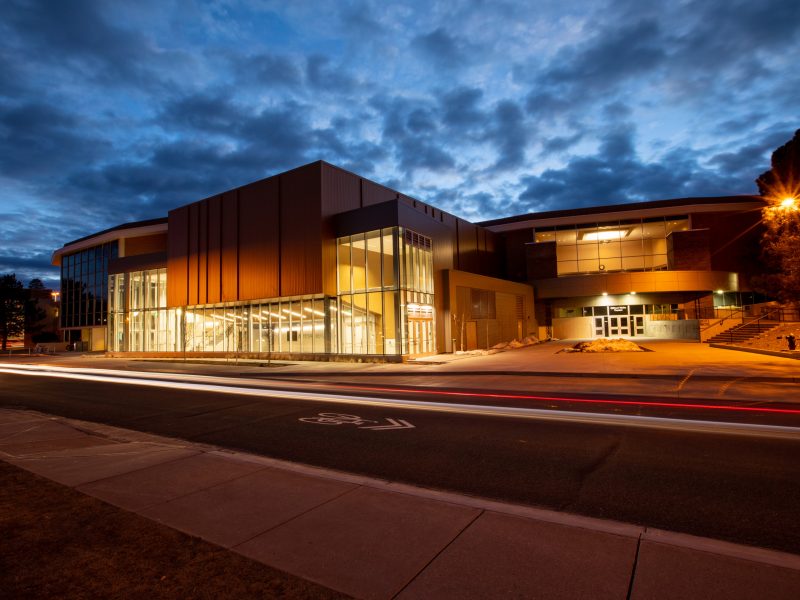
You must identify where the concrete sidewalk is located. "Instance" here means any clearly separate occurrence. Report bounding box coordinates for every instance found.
[2,408,798,599]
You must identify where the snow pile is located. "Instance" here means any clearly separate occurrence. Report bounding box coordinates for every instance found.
[455,335,539,356]
[565,338,644,353]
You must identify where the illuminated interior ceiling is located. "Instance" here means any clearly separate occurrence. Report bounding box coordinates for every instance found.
[580,228,631,241]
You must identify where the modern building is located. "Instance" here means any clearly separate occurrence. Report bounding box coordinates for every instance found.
[52,161,767,357]
[481,196,767,340]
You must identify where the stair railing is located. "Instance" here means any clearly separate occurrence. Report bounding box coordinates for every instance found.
[728,307,783,344]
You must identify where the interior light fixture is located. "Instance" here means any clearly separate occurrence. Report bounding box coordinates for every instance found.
[601,292,608,297]
[630,291,637,295]
[581,228,630,241]
[716,289,724,294]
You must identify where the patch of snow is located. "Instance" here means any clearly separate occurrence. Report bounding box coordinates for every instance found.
[564,338,645,353]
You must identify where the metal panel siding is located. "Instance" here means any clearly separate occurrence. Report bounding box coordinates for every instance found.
[198,200,208,303]
[238,177,280,300]
[188,203,199,306]
[457,219,478,273]
[207,195,222,304]
[166,207,189,307]
[221,190,239,301]
[124,233,167,256]
[321,164,361,216]
[362,179,397,207]
[280,166,322,296]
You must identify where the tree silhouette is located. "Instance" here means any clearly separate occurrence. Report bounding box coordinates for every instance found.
[754,130,800,305]
[0,274,26,350]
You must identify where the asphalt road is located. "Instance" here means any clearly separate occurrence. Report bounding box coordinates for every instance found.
[2,369,800,555]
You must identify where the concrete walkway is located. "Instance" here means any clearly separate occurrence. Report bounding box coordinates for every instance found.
[2,408,799,599]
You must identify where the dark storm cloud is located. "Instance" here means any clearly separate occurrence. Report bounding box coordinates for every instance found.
[306,55,359,92]
[234,53,303,88]
[0,0,176,91]
[517,126,736,212]
[486,101,528,171]
[440,87,484,130]
[411,27,472,69]
[159,93,243,134]
[372,95,456,174]
[0,102,111,178]
[707,127,798,180]
[0,252,54,275]
[525,20,666,119]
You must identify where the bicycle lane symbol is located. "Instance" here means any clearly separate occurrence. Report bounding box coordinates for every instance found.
[299,412,415,431]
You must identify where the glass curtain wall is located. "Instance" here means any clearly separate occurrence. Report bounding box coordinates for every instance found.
[108,268,179,352]
[61,241,118,328]
[535,217,688,276]
[336,227,434,356]
[182,296,332,354]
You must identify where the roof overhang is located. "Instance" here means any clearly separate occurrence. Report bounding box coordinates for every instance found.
[51,221,168,267]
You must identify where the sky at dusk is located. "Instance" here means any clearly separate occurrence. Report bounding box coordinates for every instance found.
[0,0,798,287]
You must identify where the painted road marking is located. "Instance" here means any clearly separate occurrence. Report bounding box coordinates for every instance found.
[2,365,799,440]
[299,412,415,431]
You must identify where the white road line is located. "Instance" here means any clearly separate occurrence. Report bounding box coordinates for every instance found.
[2,365,799,440]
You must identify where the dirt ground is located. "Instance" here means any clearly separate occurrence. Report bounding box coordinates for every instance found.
[0,461,349,599]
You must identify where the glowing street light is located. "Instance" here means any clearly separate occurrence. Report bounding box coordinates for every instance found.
[779,197,797,210]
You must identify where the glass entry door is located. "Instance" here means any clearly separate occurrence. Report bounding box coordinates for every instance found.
[608,316,630,336]
[407,317,434,355]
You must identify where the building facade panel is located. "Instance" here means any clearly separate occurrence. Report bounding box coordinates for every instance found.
[238,177,280,301]
[188,202,200,306]
[362,179,396,207]
[167,207,189,308]
[221,190,239,302]
[280,164,323,297]
[198,197,208,303]
[206,195,222,304]
[321,163,361,216]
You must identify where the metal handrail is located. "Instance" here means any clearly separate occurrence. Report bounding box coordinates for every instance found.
[727,307,784,343]
[700,307,745,333]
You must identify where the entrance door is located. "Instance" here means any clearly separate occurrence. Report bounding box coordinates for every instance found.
[633,316,644,336]
[608,316,630,336]
[407,317,435,356]
[594,317,607,337]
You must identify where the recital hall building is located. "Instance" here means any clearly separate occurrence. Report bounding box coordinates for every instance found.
[52,161,766,358]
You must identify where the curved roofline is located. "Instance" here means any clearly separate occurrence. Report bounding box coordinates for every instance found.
[478,195,765,228]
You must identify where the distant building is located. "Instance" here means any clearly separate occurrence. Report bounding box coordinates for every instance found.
[52,161,766,356]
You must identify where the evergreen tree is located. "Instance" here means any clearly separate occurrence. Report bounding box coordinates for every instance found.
[754,130,800,305]
[0,274,26,350]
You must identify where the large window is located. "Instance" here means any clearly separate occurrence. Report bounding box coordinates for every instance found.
[61,241,118,328]
[336,227,434,355]
[181,296,334,354]
[108,268,179,352]
[535,217,688,276]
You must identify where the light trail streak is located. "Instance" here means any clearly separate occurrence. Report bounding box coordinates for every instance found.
[1,365,800,440]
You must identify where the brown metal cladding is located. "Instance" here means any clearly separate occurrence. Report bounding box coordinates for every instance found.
[221,190,239,302]
[321,164,360,295]
[207,195,222,304]
[238,177,280,300]
[124,233,167,256]
[321,164,361,216]
[166,206,189,308]
[188,203,199,306]
[362,178,397,207]
[198,199,208,302]
[280,164,322,296]
[456,218,478,273]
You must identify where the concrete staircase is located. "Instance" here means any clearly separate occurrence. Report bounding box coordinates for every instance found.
[705,320,781,345]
